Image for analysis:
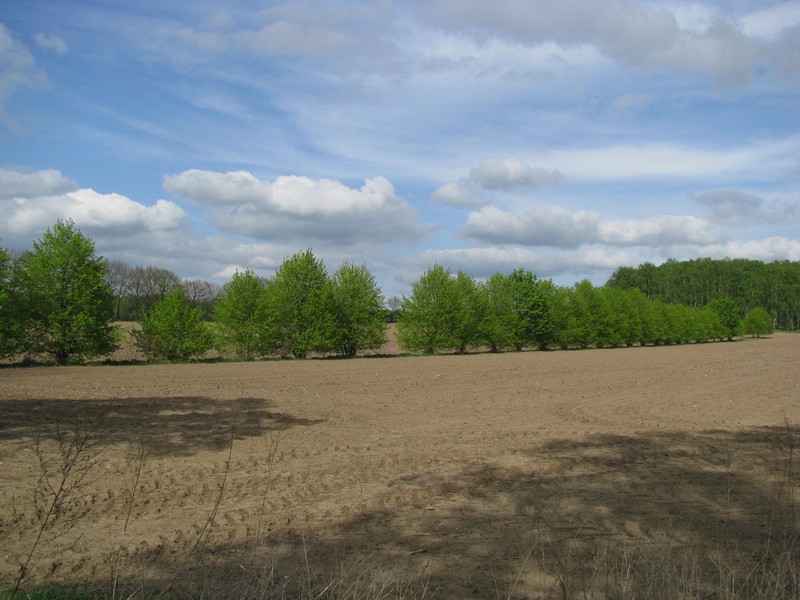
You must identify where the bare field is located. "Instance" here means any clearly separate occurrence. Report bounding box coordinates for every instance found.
[1,334,799,598]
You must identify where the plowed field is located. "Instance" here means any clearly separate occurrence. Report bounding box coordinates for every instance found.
[1,333,799,598]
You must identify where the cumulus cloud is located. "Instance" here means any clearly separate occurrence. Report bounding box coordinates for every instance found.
[431,158,563,207]
[690,237,800,262]
[430,182,487,208]
[164,169,426,246]
[463,205,599,248]
[4,189,186,236]
[462,205,721,248]
[33,32,69,55]
[598,215,720,246]
[0,168,77,199]
[469,158,564,190]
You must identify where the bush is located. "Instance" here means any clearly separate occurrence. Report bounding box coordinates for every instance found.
[134,289,213,361]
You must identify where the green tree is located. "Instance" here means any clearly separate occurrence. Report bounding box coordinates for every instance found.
[213,269,266,360]
[13,220,118,364]
[261,249,335,359]
[396,264,461,354]
[134,288,213,361]
[328,262,387,357]
[479,273,516,352]
[508,269,554,350]
[452,271,486,353]
[708,296,741,341]
[742,307,773,338]
[0,246,20,358]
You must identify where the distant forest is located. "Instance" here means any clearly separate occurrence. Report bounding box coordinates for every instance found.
[606,258,800,330]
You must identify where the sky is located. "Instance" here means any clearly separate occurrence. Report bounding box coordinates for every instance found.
[1,0,799,298]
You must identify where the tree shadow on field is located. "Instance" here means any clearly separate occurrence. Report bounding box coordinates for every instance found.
[107,424,799,599]
[0,396,322,456]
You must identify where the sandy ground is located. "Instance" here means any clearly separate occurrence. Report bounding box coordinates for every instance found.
[1,333,798,598]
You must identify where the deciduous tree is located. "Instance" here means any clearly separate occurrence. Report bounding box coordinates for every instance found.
[14,220,118,364]
[213,269,267,360]
[134,288,212,361]
[397,264,461,354]
[329,262,387,357]
[742,307,773,338]
[261,250,335,358]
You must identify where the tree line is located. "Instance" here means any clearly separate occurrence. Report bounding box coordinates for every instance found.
[607,257,800,330]
[394,265,772,354]
[0,220,778,365]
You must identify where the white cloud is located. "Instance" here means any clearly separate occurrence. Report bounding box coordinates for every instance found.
[469,157,564,190]
[33,33,69,55]
[0,168,77,199]
[431,158,563,207]
[430,181,487,208]
[463,205,599,248]
[598,215,720,246]
[689,237,800,262]
[164,169,427,246]
[462,205,721,248]
[3,187,185,237]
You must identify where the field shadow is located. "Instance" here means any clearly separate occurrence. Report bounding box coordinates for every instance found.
[108,424,799,598]
[0,396,322,456]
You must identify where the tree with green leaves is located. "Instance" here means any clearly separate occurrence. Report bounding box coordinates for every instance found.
[213,269,267,360]
[261,249,335,359]
[742,307,773,338]
[13,220,118,364]
[328,262,387,357]
[397,264,461,354]
[479,273,517,352]
[134,288,213,361]
[508,269,555,350]
[0,246,20,358]
[708,296,741,341]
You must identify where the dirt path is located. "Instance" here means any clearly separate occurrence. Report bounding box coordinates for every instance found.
[1,334,798,597]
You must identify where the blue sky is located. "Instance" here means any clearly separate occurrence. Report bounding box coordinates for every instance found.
[1,0,799,297]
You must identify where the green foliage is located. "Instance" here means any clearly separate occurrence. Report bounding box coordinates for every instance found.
[607,257,800,330]
[397,264,462,354]
[452,271,485,353]
[212,269,266,359]
[328,262,387,357]
[0,246,19,358]
[261,249,336,359]
[508,269,555,350]
[479,273,516,352]
[12,220,118,364]
[708,296,741,340]
[743,307,773,338]
[134,289,213,361]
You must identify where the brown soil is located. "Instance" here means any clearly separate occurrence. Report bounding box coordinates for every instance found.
[1,333,798,598]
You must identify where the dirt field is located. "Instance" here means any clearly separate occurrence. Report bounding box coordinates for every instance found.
[1,333,799,598]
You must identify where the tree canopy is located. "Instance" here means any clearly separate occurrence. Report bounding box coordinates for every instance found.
[134,288,213,361]
[607,258,800,330]
[11,220,118,364]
